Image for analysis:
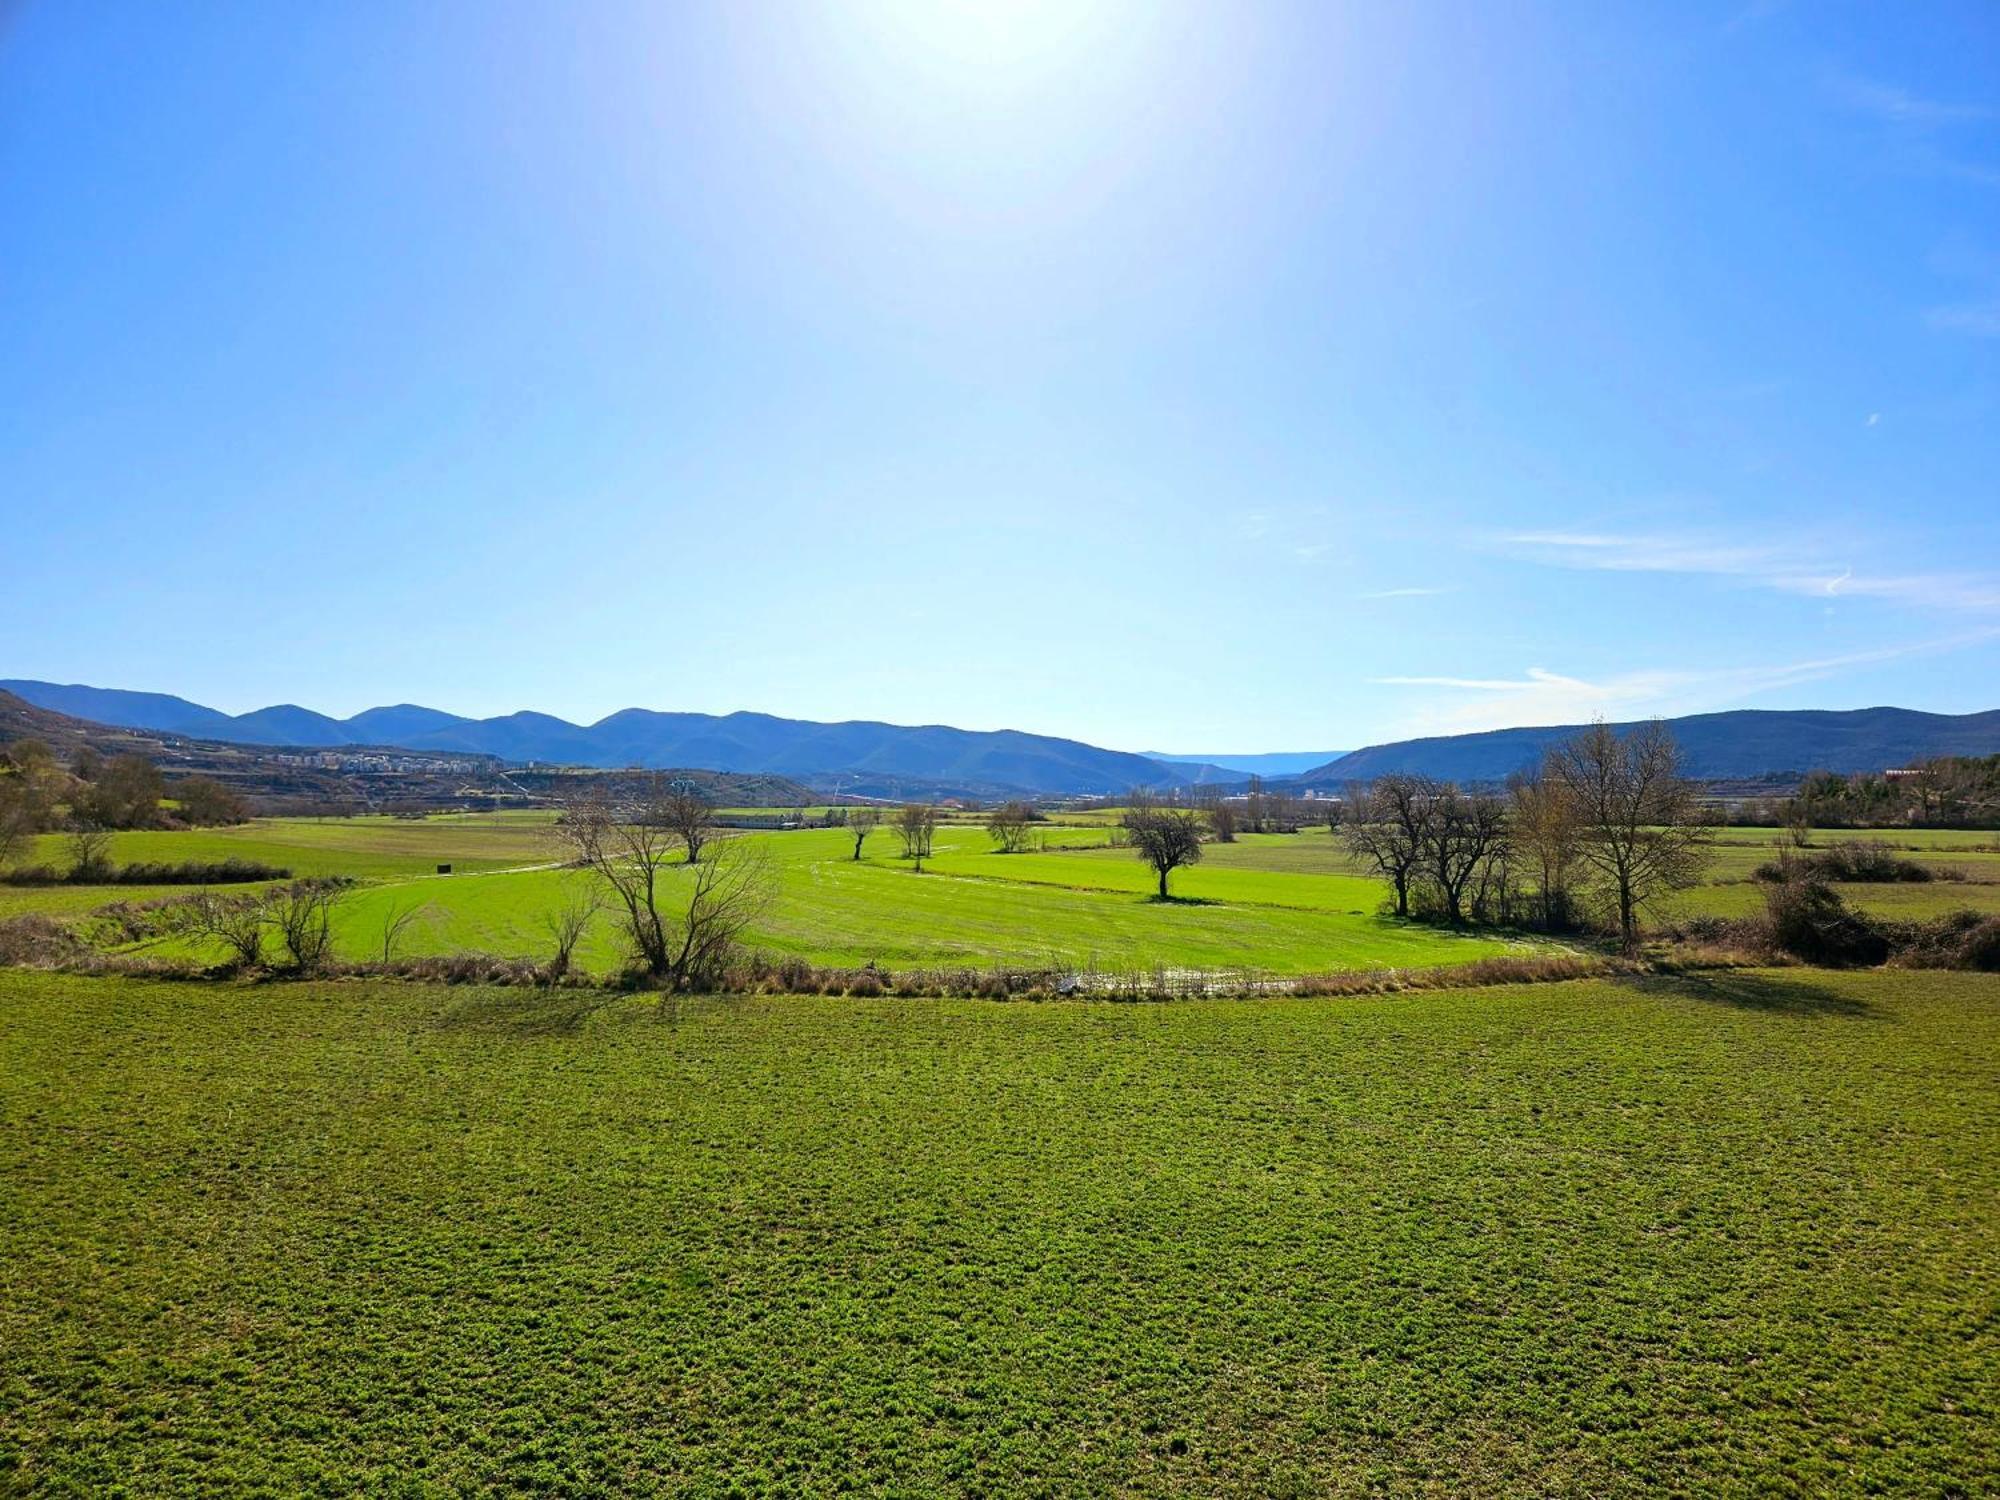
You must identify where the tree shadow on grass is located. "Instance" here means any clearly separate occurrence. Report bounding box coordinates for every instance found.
[1143,894,1222,907]
[1623,970,1879,1019]
[433,988,618,1038]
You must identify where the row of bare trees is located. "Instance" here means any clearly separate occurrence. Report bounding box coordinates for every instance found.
[1338,722,1712,951]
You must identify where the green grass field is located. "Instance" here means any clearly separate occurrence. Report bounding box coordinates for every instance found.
[3,966,1995,1493]
[8,815,1999,977]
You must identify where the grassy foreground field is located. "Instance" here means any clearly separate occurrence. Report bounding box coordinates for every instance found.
[3,968,1996,1494]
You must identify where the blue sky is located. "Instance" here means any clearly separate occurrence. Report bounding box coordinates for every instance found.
[3,1,1995,752]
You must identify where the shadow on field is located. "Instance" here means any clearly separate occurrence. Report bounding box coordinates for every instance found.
[1626,971,1878,1019]
[433,988,617,1037]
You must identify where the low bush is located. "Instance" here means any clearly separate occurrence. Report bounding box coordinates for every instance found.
[1753,841,1948,884]
[1757,876,1891,966]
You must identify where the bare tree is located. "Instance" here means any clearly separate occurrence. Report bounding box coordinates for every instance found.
[1195,786,1237,843]
[1122,790,1205,899]
[270,879,346,972]
[558,781,686,978]
[1508,773,1581,930]
[541,880,602,982]
[660,780,714,865]
[1543,720,1713,953]
[559,781,772,985]
[848,806,881,860]
[894,803,938,864]
[1780,798,1812,849]
[986,801,1037,854]
[1338,776,1434,918]
[182,888,268,969]
[65,825,114,881]
[1244,775,1268,834]
[654,839,773,993]
[0,778,32,870]
[376,896,431,963]
[1416,788,1510,925]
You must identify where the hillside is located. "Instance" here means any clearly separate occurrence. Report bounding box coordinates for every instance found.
[0,690,816,812]
[1299,706,2000,785]
[2,681,1223,796]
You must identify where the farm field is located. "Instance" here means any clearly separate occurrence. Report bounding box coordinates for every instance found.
[8,815,2000,975]
[283,823,1527,976]
[2,966,1995,1493]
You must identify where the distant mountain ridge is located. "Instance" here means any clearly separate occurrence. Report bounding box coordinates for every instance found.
[0,680,1225,797]
[1144,750,1348,778]
[1295,706,2000,785]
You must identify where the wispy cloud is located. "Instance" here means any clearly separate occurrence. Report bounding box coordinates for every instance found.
[1374,632,2000,735]
[1502,531,2000,614]
[1358,585,1453,600]
[1824,69,1999,191]
[1826,72,1989,128]
[1926,299,2000,337]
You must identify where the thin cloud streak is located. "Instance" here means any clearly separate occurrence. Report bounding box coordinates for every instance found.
[1502,531,2000,614]
[1372,630,2000,736]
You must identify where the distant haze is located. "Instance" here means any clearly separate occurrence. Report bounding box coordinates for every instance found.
[1144,752,1348,778]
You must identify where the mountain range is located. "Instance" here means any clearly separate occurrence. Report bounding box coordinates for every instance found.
[8,681,1996,794]
[1298,706,2000,785]
[0,680,1225,797]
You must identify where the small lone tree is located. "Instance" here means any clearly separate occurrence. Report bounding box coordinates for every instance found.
[1543,720,1713,953]
[558,780,687,978]
[986,801,1037,854]
[1121,791,1205,899]
[376,896,431,963]
[848,806,881,860]
[182,888,268,969]
[65,824,114,881]
[270,879,346,973]
[894,803,938,864]
[660,780,713,865]
[541,880,603,982]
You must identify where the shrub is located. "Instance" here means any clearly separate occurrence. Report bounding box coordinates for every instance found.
[1758,875,1890,966]
[1754,841,1942,884]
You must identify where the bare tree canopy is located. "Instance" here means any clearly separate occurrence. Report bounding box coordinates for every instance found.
[1194,786,1237,843]
[1418,787,1510,925]
[1338,775,1434,918]
[894,803,938,863]
[1508,773,1582,931]
[985,801,1038,854]
[1121,790,1205,899]
[558,781,771,987]
[659,780,714,865]
[557,780,688,977]
[848,806,882,860]
[1543,720,1713,952]
[541,879,603,981]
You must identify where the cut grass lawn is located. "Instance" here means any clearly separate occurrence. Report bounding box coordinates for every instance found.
[1,967,1995,1494]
